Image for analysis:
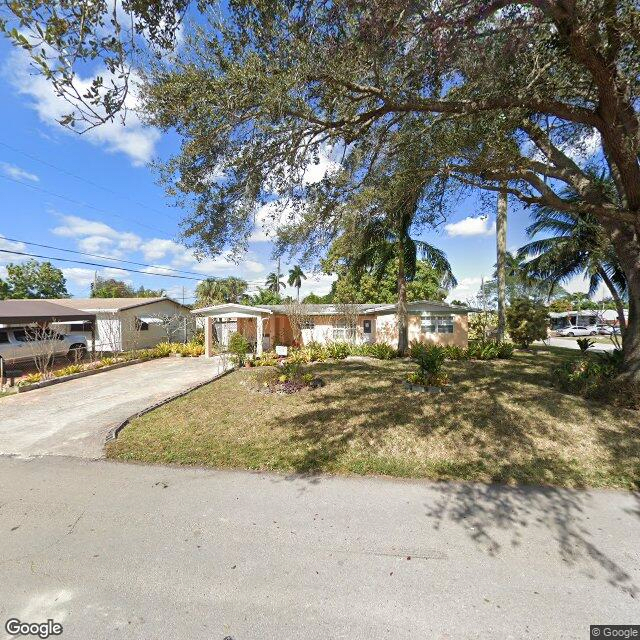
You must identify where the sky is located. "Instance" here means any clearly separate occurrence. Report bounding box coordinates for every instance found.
[0,35,598,306]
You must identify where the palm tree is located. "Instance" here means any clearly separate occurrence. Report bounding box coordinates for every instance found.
[348,208,457,353]
[195,277,248,306]
[518,204,627,332]
[265,272,285,294]
[287,265,306,301]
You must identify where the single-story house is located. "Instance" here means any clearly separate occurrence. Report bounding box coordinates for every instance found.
[548,309,628,331]
[44,297,193,352]
[192,300,470,356]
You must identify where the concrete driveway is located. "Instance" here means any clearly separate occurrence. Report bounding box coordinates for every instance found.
[0,357,225,459]
[1,456,638,639]
[539,337,616,351]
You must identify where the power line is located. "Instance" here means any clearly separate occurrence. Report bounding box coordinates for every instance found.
[0,249,207,282]
[0,247,268,286]
[0,140,176,221]
[0,235,223,279]
[0,174,173,236]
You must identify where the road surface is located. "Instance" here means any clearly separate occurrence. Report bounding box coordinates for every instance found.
[1,457,638,640]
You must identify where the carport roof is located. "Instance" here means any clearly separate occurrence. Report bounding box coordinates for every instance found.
[0,300,96,324]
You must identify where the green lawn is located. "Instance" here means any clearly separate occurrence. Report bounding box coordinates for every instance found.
[107,348,640,490]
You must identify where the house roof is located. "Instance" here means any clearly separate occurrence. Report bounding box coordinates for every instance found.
[192,300,471,317]
[41,297,189,313]
[0,300,96,325]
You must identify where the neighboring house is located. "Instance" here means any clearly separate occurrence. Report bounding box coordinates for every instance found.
[548,309,628,331]
[45,297,193,352]
[193,300,470,356]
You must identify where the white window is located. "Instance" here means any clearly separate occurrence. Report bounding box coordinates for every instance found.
[302,319,315,330]
[421,313,454,334]
[332,320,356,341]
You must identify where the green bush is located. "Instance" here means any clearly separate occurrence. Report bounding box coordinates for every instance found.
[408,344,449,386]
[326,341,352,359]
[228,332,250,366]
[506,298,548,348]
[576,337,595,352]
[466,341,514,360]
[53,364,84,378]
[554,349,623,400]
[255,352,279,367]
[359,342,396,360]
[441,345,468,360]
[305,341,328,362]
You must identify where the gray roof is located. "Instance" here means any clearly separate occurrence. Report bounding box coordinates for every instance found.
[0,300,96,324]
[41,297,188,312]
[262,300,470,315]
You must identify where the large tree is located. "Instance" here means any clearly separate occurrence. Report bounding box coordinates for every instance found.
[4,1,640,375]
[1,260,68,299]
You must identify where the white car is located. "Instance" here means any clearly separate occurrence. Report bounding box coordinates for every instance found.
[556,325,597,337]
[0,326,87,366]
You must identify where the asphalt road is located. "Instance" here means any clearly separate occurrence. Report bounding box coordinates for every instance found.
[1,457,638,640]
[0,357,226,458]
[539,336,616,351]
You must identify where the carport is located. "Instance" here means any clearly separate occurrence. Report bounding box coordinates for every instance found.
[191,303,272,357]
[0,300,97,366]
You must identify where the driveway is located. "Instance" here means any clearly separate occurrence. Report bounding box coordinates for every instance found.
[1,456,638,639]
[0,357,226,459]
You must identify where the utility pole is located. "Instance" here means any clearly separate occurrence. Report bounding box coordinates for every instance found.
[496,188,508,342]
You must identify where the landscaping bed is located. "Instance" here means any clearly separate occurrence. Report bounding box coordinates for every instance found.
[107,347,640,490]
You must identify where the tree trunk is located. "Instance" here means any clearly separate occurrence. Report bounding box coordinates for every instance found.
[496,188,508,342]
[608,222,640,381]
[397,240,409,355]
[596,267,627,334]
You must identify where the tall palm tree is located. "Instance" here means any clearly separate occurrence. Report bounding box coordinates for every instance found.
[265,272,285,294]
[518,205,627,332]
[348,208,457,353]
[287,265,306,301]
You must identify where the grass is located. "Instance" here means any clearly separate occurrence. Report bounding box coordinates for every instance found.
[106,347,640,490]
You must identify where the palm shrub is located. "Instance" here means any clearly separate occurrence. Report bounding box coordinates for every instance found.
[505,298,548,348]
[408,344,448,386]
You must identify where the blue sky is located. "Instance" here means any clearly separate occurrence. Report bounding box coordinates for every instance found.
[0,35,590,304]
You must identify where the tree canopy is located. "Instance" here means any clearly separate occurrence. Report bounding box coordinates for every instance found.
[90,276,164,299]
[0,260,68,299]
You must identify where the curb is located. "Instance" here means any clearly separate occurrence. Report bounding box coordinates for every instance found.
[105,366,235,443]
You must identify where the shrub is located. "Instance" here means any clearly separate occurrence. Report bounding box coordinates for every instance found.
[554,349,623,400]
[54,364,84,378]
[153,342,174,357]
[286,348,311,364]
[326,341,351,359]
[360,342,396,360]
[228,332,250,366]
[466,340,514,360]
[441,345,468,360]
[255,352,279,367]
[190,330,205,346]
[19,372,43,386]
[408,344,449,386]
[305,341,328,362]
[506,298,548,348]
[576,338,595,352]
[99,357,117,367]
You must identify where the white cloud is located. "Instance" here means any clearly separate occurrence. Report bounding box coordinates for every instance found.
[53,215,141,258]
[5,50,160,166]
[445,216,495,237]
[0,235,27,265]
[0,162,39,182]
[446,276,483,303]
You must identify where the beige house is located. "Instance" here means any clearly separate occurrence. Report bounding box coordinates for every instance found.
[193,300,470,356]
[45,297,193,352]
